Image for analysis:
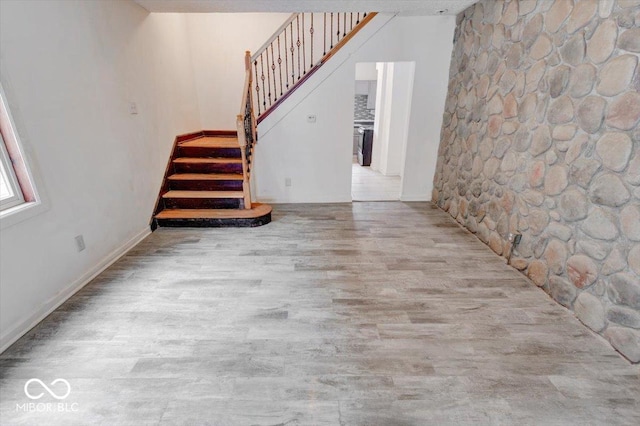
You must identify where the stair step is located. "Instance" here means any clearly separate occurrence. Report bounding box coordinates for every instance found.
[168,173,243,181]
[179,136,239,148]
[167,173,243,191]
[155,204,272,219]
[173,157,243,174]
[162,190,244,209]
[177,137,241,158]
[173,158,242,164]
[163,190,244,199]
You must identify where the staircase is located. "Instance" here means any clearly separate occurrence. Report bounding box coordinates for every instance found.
[152,12,377,228]
[152,130,271,228]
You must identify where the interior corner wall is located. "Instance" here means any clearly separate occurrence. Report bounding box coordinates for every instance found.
[0,0,201,350]
[184,13,291,130]
[253,14,456,203]
[371,63,392,174]
[433,0,640,362]
[385,62,415,177]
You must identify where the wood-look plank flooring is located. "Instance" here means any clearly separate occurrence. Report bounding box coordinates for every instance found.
[1,203,638,425]
[352,162,400,201]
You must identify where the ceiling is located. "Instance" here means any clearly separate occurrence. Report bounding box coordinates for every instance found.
[133,0,478,16]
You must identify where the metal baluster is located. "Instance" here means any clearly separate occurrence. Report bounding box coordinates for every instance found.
[259,54,266,111]
[350,13,353,31]
[277,36,283,96]
[323,13,327,56]
[302,14,306,75]
[290,22,295,86]
[330,13,334,49]
[284,30,290,90]
[254,61,261,116]
[343,13,347,37]
[265,48,272,106]
[296,15,301,80]
[310,14,314,68]
[270,43,277,101]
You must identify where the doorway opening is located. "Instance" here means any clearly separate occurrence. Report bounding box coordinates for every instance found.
[351,61,415,201]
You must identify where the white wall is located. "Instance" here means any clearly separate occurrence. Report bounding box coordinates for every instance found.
[384,62,415,177]
[0,0,200,350]
[254,14,455,203]
[185,13,290,129]
[372,61,414,177]
[371,62,389,173]
[355,62,378,81]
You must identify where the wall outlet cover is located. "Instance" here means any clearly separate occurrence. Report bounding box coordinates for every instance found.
[75,235,86,252]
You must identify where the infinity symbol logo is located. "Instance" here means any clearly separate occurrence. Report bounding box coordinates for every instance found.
[24,378,71,400]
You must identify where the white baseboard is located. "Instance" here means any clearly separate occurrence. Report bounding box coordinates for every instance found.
[400,194,431,202]
[0,227,151,353]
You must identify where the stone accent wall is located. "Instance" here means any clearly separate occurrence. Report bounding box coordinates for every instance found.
[433,0,640,362]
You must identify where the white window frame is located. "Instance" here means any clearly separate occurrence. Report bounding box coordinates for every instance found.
[0,80,47,229]
[0,131,25,210]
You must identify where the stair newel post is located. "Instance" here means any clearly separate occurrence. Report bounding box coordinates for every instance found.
[237,113,251,210]
[237,51,254,210]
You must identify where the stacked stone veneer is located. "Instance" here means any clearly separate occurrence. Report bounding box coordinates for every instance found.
[432,0,640,362]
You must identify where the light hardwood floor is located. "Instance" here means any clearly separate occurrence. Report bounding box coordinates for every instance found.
[351,162,400,201]
[1,202,639,425]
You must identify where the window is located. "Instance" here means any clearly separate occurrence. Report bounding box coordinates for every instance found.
[0,132,24,210]
[0,83,39,220]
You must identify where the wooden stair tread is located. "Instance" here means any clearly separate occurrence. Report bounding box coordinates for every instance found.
[163,190,245,199]
[173,157,243,164]
[155,204,272,220]
[168,173,243,181]
[179,136,239,148]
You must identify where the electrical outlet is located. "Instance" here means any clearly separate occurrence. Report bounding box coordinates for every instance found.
[75,235,86,252]
[129,102,138,115]
[285,177,292,187]
[306,114,316,123]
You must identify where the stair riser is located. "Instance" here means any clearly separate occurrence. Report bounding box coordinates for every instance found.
[178,147,241,158]
[174,163,243,174]
[164,198,243,209]
[169,180,243,191]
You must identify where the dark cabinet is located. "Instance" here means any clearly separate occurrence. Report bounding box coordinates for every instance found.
[357,127,373,166]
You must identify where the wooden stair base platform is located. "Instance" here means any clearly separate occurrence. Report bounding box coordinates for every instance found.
[154,203,272,228]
